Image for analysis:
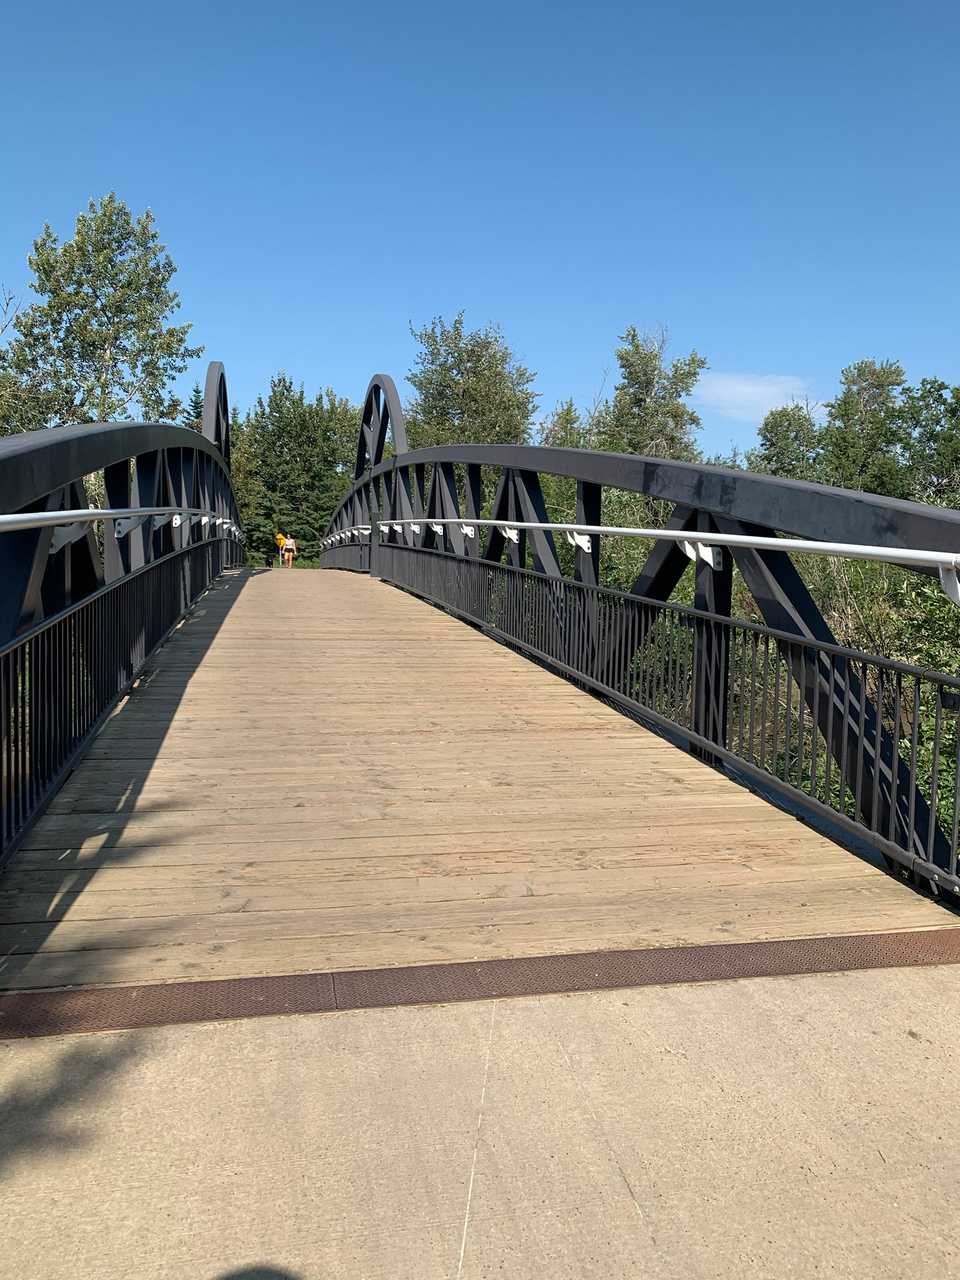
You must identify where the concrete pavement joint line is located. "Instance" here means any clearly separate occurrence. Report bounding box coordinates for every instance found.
[456,1003,496,1280]
[4,927,960,1039]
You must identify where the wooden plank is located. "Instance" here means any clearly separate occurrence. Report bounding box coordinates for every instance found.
[0,891,950,992]
[0,861,882,925]
[18,809,796,855]
[0,836,847,894]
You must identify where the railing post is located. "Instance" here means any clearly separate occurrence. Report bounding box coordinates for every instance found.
[367,477,379,577]
[692,515,732,756]
[574,481,601,670]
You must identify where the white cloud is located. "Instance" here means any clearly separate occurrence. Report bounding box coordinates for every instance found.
[693,372,811,424]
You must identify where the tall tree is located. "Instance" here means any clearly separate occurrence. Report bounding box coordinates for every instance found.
[238,375,357,563]
[538,398,584,450]
[747,401,822,480]
[0,193,201,430]
[592,328,706,460]
[537,400,585,575]
[900,377,960,505]
[182,382,205,431]
[818,359,909,497]
[0,286,33,435]
[406,313,537,448]
[583,329,706,591]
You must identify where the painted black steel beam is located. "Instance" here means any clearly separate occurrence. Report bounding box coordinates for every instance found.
[0,422,231,515]
[334,445,960,555]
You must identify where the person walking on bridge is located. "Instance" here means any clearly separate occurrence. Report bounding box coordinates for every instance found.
[283,535,298,568]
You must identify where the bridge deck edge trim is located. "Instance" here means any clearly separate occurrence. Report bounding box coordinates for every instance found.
[3,927,960,1040]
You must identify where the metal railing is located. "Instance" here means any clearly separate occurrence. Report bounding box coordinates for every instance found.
[314,369,960,899]
[321,518,960,605]
[373,542,960,897]
[320,541,370,573]
[0,537,243,862]
[0,360,243,865]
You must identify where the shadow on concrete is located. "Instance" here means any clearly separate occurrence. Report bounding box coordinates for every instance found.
[0,1033,142,1180]
[0,569,273,1182]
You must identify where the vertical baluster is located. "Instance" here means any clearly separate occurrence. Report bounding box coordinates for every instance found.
[888,672,903,844]
[907,677,921,854]
[0,652,8,851]
[616,597,626,695]
[796,648,807,791]
[852,659,869,822]
[927,688,943,866]
[748,632,759,765]
[737,630,747,757]
[870,667,884,832]
[950,707,960,881]
[782,644,794,784]
[16,646,24,832]
[809,648,820,799]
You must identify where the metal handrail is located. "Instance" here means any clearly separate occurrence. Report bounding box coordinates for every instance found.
[321,517,960,602]
[0,506,242,536]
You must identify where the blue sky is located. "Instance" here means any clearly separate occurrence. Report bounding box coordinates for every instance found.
[4,0,959,454]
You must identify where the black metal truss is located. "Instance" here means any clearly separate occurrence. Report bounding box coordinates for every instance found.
[0,362,239,647]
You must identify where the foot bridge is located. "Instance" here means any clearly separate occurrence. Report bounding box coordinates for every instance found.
[3,366,960,1029]
[9,366,960,1279]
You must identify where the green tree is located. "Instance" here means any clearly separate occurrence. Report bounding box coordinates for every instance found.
[747,401,822,479]
[537,400,586,575]
[818,360,909,497]
[238,375,357,563]
[406,313,537,448]
[0,193,201,429]
[583,329,706,590]
[900,377,960,505]
[182,382,205,431]
[0,286,35,435]
[227,405,262,540]
[592,328,706,460]
[538,398,585,450]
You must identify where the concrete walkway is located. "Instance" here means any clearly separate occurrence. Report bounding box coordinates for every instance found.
[3,965,959,1279]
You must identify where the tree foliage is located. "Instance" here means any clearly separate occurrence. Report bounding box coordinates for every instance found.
[730,360,960,685]
[818,359,909,497]
[182,382,205,431]
[746,401,821,480]
[745,360,960,509]
[0,193,200,430]
[406,313,537,449]
[592,328,706,460]
[535,331,706,591]
[901,378,960,506]
[0,286,26,434]
[233,375,357,563]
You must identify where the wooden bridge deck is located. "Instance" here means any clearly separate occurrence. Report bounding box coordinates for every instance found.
[0,567,955,995]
